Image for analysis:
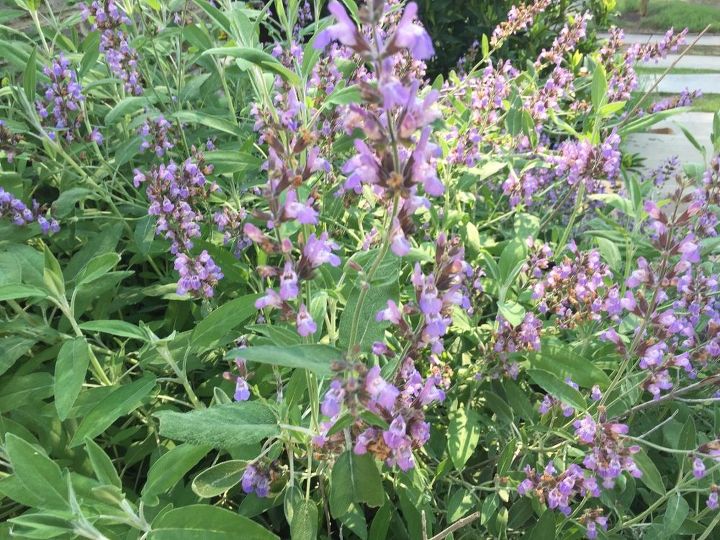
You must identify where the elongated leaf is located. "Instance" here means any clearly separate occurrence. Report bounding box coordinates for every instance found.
[143,444,211,498]
[191,294,259,351]
[591,64,607,110]
[202,47,299,85]
[227,345,341,377]
[192,460,246,498]
[43,246,65,297]
[79,320,147,341]
[527,369,586,411]
[5,434,67,510]
[290,500,318,540]
[525,342,611,388]
[0,373,53,413]
[0,284,47,301]
[69,375,157,447]
[633,449,665,495]
[75,253,121,287]
[155,402,279,449]
[329,451,384,519]
[23,46,37,102]
[662,493,689,537]
[105,96,152,125]
[150,504,278,540]
[0,336,36,376]
[171,110,243,137]
[447,404,480,470]
[54,337,91,421]
[84,438,121,488]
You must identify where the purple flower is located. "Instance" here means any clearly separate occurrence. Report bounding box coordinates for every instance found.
[693,457,706,479]
[303,232,341,268]
[365,366,399,411]
[390,3,434,60]
[279,262,299,301]
[256,289,282,310]
[708,489,719,510]
[376,300,402,324]
[296,304,317,337]
[234,377,250,401]
[241,464,271,498]
[174,251,223,298]
[314,1,363,50]
[574,415,597,444]
[321,380,345,418]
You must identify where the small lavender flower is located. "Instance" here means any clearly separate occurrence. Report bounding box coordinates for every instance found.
[37,54,85,142]
[241,464,271,498]
[174,250,223,298]
[296,304,317,337]
[138,116,175,156]
[0,188,59,234]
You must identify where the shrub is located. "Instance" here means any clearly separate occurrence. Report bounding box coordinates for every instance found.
[0,1,718,539]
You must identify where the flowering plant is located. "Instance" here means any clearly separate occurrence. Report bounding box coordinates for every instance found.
[0,0,718,539]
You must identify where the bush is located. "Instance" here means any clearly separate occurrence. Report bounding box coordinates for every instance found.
[418,0,616,75]
[0,1,718,539]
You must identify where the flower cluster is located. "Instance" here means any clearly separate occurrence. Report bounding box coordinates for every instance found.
[490,0,552,47]
[601,27,687,102]
[580,509,609,540]
[376,234,472,356]
[138,116,175,157]
[573,414,642,488]
[36,55,87,143]
[532,244,614,328]
[134,150,223,297]
[487,312,542,379]
[82,0,143,95]
[0,187,59,234]
[601,163,720,398]
[0,121,22,162]
[518,461,600,516]
[315,360,444,471]
[241,464,272,498]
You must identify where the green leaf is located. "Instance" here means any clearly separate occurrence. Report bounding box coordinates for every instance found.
[155,402,279,449]
[5,434,68,510]
[0,373,53,413]
[290,500,318,540]
[227,345,342,377]
[79,31,100,78]
[191,294,259,351]
[527,369,586,411]
[143,444,210,498]
[368,503,392,540]
[79,320,147,341]
[526,510,555,540]
[193,0,232,34]
[171,110,243,137]
[591,63,608,110]
[329,451,384,519]
[84,438,121,488]
[23,46,37,102]
[69,375,157,447]
[661,493,689,538]
[75,253,121,287]
[203,47,300,85]
[0,336,36,376]
[150,504,278,540]
[498,300,525,327]
[633,449,665,495]
[325,85,361,106]
[54,337,91,421]
[0,284,47,301]
[105,96,152,125]
[525,342,611,388]
[447,488,474,523]
[43,246,65,298]
[192,460,246,498]
[447,404,480,470]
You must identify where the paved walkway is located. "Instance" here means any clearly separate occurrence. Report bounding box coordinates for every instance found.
[642,54,720,70]
[625,112,714,173]
[598,32,720,47]
[638,72,720,94]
